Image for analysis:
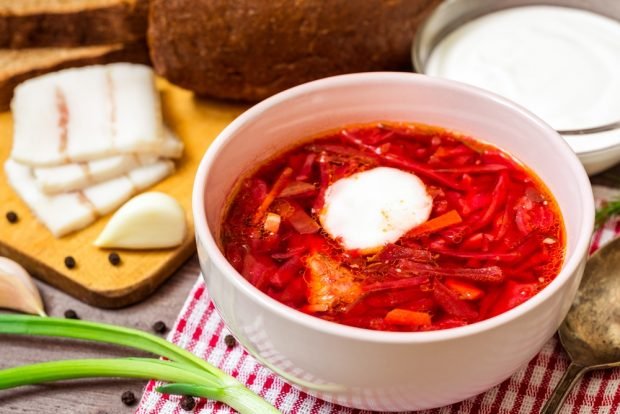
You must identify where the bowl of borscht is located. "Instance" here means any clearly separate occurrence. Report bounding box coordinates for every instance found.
[192,72,594,411]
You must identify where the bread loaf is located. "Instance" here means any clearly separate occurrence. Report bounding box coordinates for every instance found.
[0,0,147,48]
[148,0,442,101]
[0,42,149,111]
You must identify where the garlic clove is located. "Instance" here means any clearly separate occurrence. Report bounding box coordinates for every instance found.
[0,257,46,316]
[94,191,187,249]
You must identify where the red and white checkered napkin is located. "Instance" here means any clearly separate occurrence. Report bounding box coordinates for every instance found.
[136,186,620,414]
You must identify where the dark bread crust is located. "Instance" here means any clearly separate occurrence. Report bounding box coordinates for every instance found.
[0,41,150,111]
[148,0,443,101]
[0,0,147,48]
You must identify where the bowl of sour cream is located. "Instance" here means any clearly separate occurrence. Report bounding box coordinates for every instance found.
[413,0,620,175]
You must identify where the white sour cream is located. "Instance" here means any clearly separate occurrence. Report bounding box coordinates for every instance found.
[426,6,620,132]
[319,167,432,252]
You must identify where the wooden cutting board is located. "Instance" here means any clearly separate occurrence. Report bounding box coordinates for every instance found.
[0,80,247,308]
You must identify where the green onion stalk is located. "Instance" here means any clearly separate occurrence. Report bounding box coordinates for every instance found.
[595,198,620,228]
[0,315,280,414]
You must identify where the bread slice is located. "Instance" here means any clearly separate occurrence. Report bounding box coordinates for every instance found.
[0,41,150,111]
[0,0,147,48]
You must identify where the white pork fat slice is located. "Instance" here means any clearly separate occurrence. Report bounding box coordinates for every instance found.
[4,159,174,237]
[10,63,169,166]
[112,63,164,154]
[9,78,65,166]
[33,154,159,194]
[319,167,432,252]
[4,160,95,237]
[83,161,175,216]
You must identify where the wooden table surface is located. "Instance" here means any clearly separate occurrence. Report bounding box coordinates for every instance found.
[0,255,201,414]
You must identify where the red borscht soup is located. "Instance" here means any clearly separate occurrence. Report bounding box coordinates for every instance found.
[221,122,565,332]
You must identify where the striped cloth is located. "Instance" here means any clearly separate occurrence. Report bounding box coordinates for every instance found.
[136,186,620,414]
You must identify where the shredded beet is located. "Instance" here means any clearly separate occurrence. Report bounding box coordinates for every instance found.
[363,276,431,293]
[221,122,565,332]
[433,280,478,322]
[370,244,434,263]
[279,181,317,198]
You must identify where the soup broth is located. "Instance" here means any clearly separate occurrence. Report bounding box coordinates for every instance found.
[220,122,565,332]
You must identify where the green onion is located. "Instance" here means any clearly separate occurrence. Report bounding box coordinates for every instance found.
[0,315,281,414]
[157,383,225,401]
[0,315,223,379]
[0,358,214,389]
[156,383,282,413]
[595,199,620,228]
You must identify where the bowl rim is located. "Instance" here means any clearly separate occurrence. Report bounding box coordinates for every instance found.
[192,71,594,344]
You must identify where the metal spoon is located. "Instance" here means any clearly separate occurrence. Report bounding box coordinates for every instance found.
[541,237,620,413]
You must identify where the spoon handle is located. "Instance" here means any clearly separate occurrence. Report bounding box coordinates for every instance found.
[540,362,587,414]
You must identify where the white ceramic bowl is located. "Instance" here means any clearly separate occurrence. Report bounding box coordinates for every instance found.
[192,72,594,411]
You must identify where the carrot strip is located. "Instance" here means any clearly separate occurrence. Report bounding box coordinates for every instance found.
[252,167,293,225]
[405,210,462,238]
[385,309,431,327]
[444,278,484,300]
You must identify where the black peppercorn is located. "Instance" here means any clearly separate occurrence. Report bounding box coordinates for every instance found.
[64,309,79,319]
[64,256,76,269]
[121,390,137,406]
[180,395,195,411]
[5,211,18,223]
[108,252,121,266]
[152,320,167,334]
[224,334,237,348]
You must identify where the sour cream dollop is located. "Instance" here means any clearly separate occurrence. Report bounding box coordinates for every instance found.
[319,166,432,252]
[426,6,620,132]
